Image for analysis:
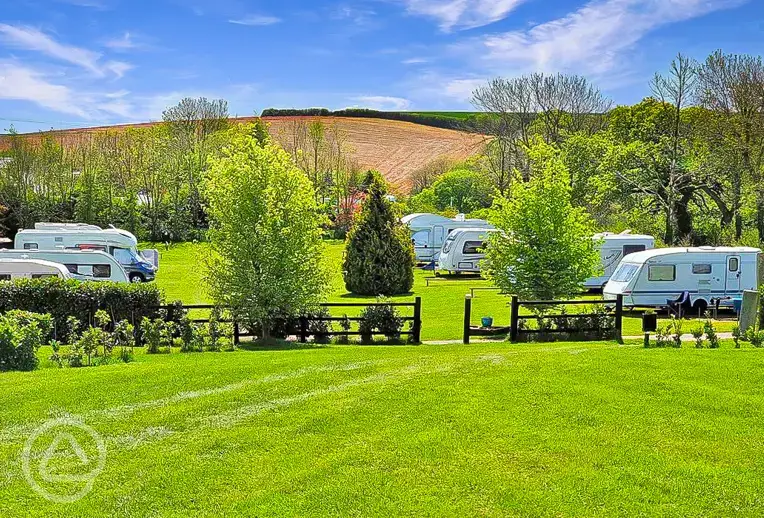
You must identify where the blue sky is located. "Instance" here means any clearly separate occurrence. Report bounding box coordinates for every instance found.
[1,0,762,133]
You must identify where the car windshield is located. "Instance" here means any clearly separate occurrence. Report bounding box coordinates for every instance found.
[611,263,639,283]
[113,247,141,265]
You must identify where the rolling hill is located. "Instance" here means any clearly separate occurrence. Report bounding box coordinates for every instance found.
[0,116,485,192]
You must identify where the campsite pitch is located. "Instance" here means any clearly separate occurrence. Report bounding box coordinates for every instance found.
[2,341,764,516]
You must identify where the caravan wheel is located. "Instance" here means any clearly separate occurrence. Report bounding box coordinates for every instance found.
[129,273,145,283]
[692,299,708,317]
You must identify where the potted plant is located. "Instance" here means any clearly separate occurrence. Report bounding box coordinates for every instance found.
[481,316,493,328]
[642,310,658,333]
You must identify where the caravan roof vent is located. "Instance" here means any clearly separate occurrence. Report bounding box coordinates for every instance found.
[454,213,466,222]
[619,229,633,235]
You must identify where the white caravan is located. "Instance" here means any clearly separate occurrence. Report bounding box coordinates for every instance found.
[603,246,761,310]
[0,249,129,283]
[584,231,655,289]
[402,213,494,263]
[437,228,497,275]
[0,259,72,280]
[15,223,157,282]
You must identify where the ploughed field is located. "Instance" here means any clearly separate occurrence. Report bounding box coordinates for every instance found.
[0,116,484,193]
[153,241,738,342]
[3,341,764,516]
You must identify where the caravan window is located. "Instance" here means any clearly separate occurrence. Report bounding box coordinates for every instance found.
[411,230,430,247]
[92,264,111,278]
[32,274,56,279]
[648,265,675,281]
[64,264,79,274]
[23,243,38,250]
[623,244,646,256]
[462,241,485,254]
[729,257,739,272]
[692,264,712,274]
[0,275,10,281]
[611,264,638,283]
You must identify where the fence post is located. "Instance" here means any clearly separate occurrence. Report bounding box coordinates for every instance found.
[510,295,520,343]
[463,295,472,344]
[233,320,240,345]
[413,297,422,343]
[299,316,308,343]
[615,294,623,343]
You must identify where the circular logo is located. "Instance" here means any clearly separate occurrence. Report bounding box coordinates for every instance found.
[21,417,106,503]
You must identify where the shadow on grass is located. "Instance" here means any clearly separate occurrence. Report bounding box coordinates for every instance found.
[237,340,329,352]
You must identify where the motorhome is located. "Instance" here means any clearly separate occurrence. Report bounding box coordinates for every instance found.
[402,213,494,263]
[603,247,761,311]
[584,231,655,289]
[0,249,129,283]
[436,228,497,275]
[0,258,72,280]
[14,223,157,282]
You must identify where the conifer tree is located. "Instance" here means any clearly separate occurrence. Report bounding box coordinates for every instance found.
[344,173,415,295]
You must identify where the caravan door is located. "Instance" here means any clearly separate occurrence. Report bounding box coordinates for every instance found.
[432,226,445,260]
[726,255,741,292]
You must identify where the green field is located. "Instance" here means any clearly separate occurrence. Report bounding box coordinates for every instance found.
[151,241,737,341]
[3,341,764,516]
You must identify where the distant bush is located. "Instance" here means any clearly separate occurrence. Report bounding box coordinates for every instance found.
[259,108,480,132]
[0,278,162,340]
[359,298,404,343]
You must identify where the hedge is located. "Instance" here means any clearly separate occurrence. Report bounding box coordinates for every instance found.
[260,108,482,132]
[0,278,163,338]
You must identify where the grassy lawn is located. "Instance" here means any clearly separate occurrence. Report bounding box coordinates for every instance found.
[151,242,738,341]
[3,341,764,516]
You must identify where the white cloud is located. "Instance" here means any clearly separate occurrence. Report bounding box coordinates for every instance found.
[479,0,745,75]
[0,24,132,78]
[402,57,428,65]
[0,24,102,75]
[228,15,282,26]
[105,32,137,50]
[400,0,526,31]
[350,95,412,110]
[0,62,89,117]
[105,61,134,78]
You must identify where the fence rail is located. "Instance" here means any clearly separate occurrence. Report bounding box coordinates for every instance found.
[154,298,422,344]
[462,294,623,344]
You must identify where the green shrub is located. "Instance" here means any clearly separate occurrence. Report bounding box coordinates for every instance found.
[0,311,48,371]
[112,320,135,363]
[343,173,415,295]
[359,298,404,343]
[141,317,165,354]
[0,278,162,340]
[704,318,720,349]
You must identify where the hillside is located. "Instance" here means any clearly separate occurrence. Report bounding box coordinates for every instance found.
[0,116,485,192]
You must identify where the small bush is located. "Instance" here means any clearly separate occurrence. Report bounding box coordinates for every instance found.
[0,311,48,371]
[359,298,404,343]
[692,326,704,349]
[704,317,720,349]
[141,317,165,354]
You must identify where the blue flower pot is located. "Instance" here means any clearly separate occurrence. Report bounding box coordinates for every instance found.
[481,316,493,328]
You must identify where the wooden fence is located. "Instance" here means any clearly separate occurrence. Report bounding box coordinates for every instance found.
[156,298,422,344]
[462,294,623,344]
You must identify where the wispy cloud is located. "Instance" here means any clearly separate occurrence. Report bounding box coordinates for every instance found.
[478,0,746,75]
[400,0,526,31]
[104,31,138,51]
[0,24,132,78]
[0,62,89,117]
[228,15,282,26]
[402,57,428,65]
[350,95,412,110]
